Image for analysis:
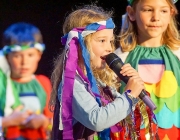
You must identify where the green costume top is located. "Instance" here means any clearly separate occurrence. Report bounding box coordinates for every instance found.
[115,45,180,139]
[12,77,47,114]
[124,45,180,128]
[0,70,47,116]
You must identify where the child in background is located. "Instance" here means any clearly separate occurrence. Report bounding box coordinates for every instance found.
[49,5,145,140]
[115,0,180,139]
[0,22,53,140]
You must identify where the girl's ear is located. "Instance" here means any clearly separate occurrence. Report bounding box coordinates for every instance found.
[126,6,136,21]
[170,8,175,16]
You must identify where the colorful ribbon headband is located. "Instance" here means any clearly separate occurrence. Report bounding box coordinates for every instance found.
[2,43,45,55]
[128,0,178,5]
[60,18,115,139]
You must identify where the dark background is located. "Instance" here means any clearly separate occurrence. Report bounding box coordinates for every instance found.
[0,0,179,78]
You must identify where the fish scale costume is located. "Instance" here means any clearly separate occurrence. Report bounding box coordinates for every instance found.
[115,0,180,139]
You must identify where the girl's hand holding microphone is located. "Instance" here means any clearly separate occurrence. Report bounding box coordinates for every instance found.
[120,63,145,98]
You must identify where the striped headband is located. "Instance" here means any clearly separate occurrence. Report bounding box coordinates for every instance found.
[2,43,45,55]
[128,0,178,5]
[60,18,115,139]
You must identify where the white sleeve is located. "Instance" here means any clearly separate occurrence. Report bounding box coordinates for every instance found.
[0,116,3,137]
[0,50,10,74]
[172,48,180,61]
[114,48,129,63]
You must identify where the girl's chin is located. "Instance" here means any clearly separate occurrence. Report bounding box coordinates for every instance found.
[92,61,106,69]
[97,63,106,69]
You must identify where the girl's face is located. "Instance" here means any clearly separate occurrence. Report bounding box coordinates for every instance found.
[7,48,41,80]
[129,0,172,40]
[90,29,114,69]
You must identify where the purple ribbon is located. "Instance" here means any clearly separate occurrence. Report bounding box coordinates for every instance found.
[62,37,78,139]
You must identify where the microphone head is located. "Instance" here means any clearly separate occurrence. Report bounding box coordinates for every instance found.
[102,53,125,82]
[103,53,119,66]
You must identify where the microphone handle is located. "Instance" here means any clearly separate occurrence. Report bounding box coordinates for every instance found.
[139,90,157,110]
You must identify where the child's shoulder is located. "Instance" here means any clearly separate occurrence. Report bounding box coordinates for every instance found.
[114,47,129,63]
[35,74,50,82]
[35,74,51,93]
[0,50,10,74]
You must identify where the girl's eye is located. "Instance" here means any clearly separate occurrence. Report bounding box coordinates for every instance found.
[110,40,114,43]
[161,10,167,13]
[100,40,105,43]
[143,9,152,12]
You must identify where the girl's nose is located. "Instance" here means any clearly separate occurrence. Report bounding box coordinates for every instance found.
[106,42,112,53]
[152,11,160,21]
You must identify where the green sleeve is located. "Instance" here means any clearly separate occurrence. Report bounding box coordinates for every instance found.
[0,69,21,116]
[0,69,7,116]
[11,80,22,109]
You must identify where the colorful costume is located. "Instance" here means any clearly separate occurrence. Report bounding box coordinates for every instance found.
[5,75,52,140]
[0,42,52,139]
[115,45,180,140]
[53,70,139,140]
[52,18,139,140]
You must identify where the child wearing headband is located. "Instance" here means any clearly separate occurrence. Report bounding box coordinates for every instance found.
[115,0,180,139]
[0,22,52,140]
[49,5,145,140]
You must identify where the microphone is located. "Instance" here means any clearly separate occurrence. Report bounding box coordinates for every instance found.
[102,53,157,111]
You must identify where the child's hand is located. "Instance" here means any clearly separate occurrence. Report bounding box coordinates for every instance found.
[8,107,30,126]
[120,63,145,98]
[23,114,49,129]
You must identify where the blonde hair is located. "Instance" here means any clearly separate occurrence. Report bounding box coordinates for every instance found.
[119,0,180,52]
[49,5,118,111]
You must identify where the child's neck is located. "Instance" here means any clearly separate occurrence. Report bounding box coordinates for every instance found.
[138,35,163,48]
[11,75,33,83]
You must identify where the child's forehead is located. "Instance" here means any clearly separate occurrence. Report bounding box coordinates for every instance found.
[136,0,171,6]
[92,29,114,38]
[129,0,176,5]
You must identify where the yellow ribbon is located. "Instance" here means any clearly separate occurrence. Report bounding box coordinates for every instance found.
[138,100,152,140]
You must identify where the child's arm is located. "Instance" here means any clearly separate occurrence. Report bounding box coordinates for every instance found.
[22,113,49,129]
[70,64,143,131]
[71,77,132,131]
[2,108,29,128]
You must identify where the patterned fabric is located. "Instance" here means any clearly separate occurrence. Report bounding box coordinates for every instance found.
[59,18,115,140]
[122,45,180,140]
[5,75,52,140]
[2,43,45,55]
[12,77,47,113]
